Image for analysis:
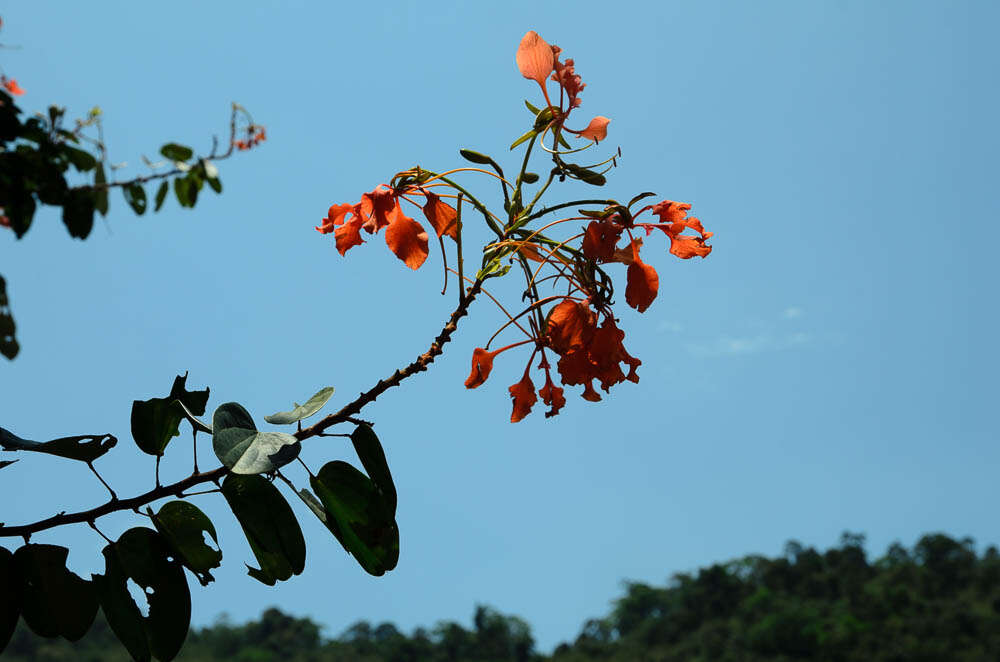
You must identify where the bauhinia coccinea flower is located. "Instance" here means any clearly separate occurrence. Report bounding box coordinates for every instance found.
[319,29,714,422]
[1,76,24,96]
[316,183,460,270]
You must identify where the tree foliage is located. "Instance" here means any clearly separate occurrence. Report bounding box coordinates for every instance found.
[4,533,1000,661]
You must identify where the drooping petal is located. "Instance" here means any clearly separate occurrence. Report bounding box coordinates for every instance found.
[516,31,555,88]
[610,238,643,265]
[384,202,429,269]
[464,348,500,389]
[577,116,610,142]
[422,191,458,240]
[360,187,396,233]
[333,214,365,256]
[589,320,628,391]
[316,203,354,234]
[581,381,602,402]
[545,299,596,354]
[539,376,566,418]
[508,373,537,423]
[650,200,692,225]
[669,234,713,259]
[582,218,622,262]
[518,242,546,263]
[625,257,659,313]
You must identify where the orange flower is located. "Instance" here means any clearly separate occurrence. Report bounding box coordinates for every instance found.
[636,200,714,259]
[625,256,659,313]
[508,373,537,422]
[576,116,609,142]
[421,191,458,240]
[465,347,501,389]
[581,217,623,263]
[551,57,585,109]
[516,31,555,90]
[2,77,24,96]
[545,299,596,354]
[538,371,566,418]
[318,185,430,269]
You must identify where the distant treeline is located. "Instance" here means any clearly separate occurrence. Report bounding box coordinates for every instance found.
[6,532,1000,661]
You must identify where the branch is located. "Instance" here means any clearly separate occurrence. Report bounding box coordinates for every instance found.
[0,279,483,539]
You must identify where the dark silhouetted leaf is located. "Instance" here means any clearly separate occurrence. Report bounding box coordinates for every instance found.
[92,547,149,662]
[207,176,222,194]
[109,528,191,661]
[149,501,221,586]
[154,180,169,212]
[563,163,606,186]
[131,373,210,456]
[94,163,109,216]
[0,276,18,360]
[14,544,97,641]
[212,403,300,474]
[123,183,147,215]
[350,424,396,513]
[310,461,399,576]
[63,145,97,172]
[221,474,305,586]
[0,427,116,463]
[0,546,19,653]
[0,460,17,470]
[173,177,191,208]
[61,188,96,238]
[159,143,193,162]
[628,191,657,208]
[521,172,540,184]
[263,387,335,425]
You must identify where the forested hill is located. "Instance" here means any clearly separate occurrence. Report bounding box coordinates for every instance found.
[6,532,1000,661]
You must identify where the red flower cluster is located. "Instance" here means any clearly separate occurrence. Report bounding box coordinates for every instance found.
[464,297,641,422]
[234,124,265,151]
[582,200,713,314]
[316,184,458,270]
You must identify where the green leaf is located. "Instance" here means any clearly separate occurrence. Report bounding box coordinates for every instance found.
[509,129,536,151]
[159,143,193,162]
[524,99,541,114]
[154,180,169,212]
[94,164,109,216]
[0,427,116,463]
[173,177,191,208]
[109,528,191,661]
[186,173,199,207]
[207,177,222,194]
[15,544,98,641]
[63,145,97,172]
[521,172,540,184]
[563,163,606,186]
[212,402,300,474]
[350,424,396,513]
[310,461,399,576]
[294,488,327,522]
[0,460,17,471]
[61,188,96,239]
[131,373,210,457]
[0,547,19,653]
[221,474,305,585]
[149,501,222,586]
[459,149,494,165]
[628,191,657,208]
[263,386,335,425]
[175,399,212,434]
[123,183,147,215]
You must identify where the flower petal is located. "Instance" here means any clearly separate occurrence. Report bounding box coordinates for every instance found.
[625,257,659,313]
[545,299,596,354]
[508,373,537,422]
[360,187,396,233]
[464,348,499,389]
[384,202,429,269]
[422,191,458,240]
[577,116,610,142]
[539,376,566,418]
[334,215,365,256]
[516,31,555,87]
[316,203,354,234]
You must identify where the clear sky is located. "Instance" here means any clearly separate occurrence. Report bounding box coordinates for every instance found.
[2,0,998,653]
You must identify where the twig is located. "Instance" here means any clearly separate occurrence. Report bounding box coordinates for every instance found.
[86,461,117,501]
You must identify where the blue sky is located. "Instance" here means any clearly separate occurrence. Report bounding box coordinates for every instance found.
[2,0,998,652]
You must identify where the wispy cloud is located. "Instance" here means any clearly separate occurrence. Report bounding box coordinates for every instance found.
[674,306,833,357]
